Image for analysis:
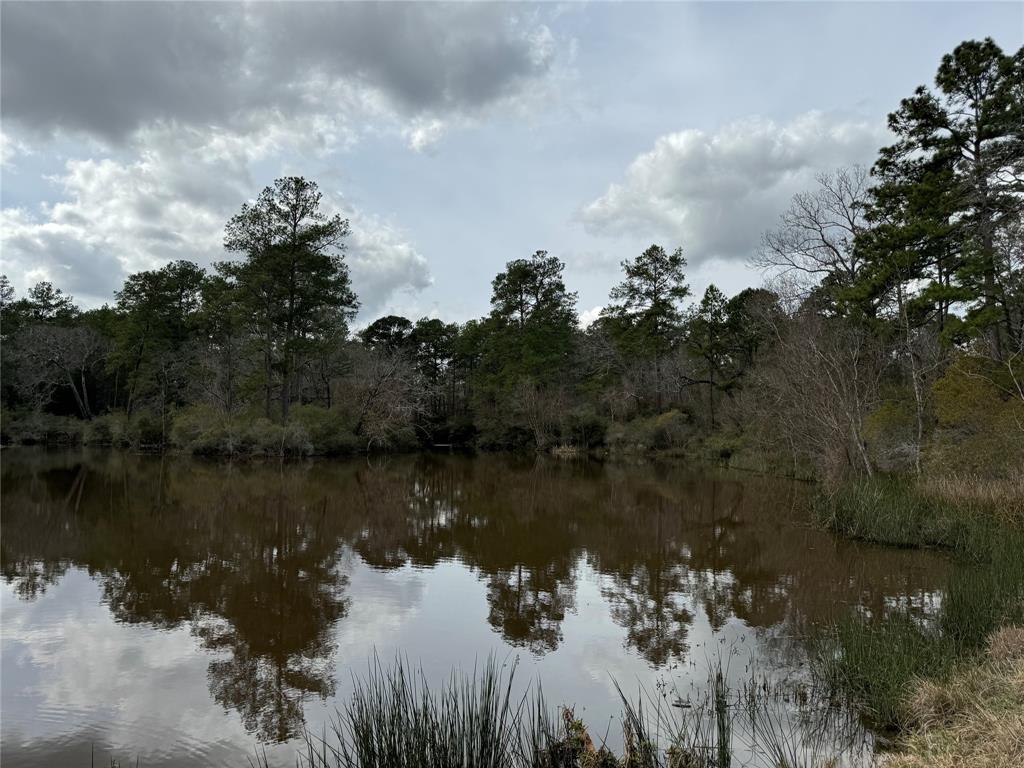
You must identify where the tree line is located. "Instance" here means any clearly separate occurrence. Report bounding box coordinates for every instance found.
[2,39,1021,478]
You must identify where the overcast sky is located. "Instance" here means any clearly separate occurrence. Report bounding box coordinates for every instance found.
[2,2,1022,324]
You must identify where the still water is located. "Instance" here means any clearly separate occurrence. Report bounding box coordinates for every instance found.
[1,449,949,766]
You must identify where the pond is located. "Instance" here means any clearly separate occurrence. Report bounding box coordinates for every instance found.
[1,449,950,767]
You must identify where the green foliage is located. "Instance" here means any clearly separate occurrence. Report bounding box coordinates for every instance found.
[169,404,355,456]
[606,411,692,453]
[3,39,1020,463]
[863,397,918,471]
[360,315,414,352]
[252,656,847,768]
[83,412,135,447]
[245,418,314,457]
[563,406,608,449]
[602,244,689,361]
[854,38,1023,349]
[0,409,84,445]
[220,176,357,420]
[485,250,578,384]
[926,357,1024,476]
[290,404,361,455]
[811,614,953,731]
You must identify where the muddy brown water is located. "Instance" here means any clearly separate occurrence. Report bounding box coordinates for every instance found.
[0,449,950,766]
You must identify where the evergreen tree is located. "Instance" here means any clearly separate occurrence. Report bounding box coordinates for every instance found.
[220,176,357,419]
[360,315,414,353]
[602,244,690,409]
[856,39,1024,354]
[112,260,206,417]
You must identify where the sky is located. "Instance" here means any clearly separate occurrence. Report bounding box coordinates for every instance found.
[2,1,1022,326]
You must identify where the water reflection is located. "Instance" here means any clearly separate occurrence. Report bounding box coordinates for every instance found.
[1,450,949,764]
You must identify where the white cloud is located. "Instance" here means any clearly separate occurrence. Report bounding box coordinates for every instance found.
[345,213,433,318]
[579,111,886,265]
[579,305,604,328]
[0,124,431,314]
[1,131,34,167]
[403,118,449,153]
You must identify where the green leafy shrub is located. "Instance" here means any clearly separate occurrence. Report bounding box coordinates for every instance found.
[83,412,134,447]
[864,398,918,472]
[925,360,1024,477]
[245,418,312,456]
[290,404,360,455]
[561,406,608,449]
[606,411,692,453]
[0,409,84,445]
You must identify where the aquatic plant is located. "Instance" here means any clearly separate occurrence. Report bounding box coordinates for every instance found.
[249,656,866,768]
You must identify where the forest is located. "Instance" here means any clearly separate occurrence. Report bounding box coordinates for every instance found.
[2,38,1022,482]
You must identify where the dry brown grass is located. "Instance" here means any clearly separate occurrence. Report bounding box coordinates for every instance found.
[918,474,1024,526]
[881,627,1024,768]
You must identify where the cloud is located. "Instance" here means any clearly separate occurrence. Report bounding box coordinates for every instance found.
[0,124,431,314]
[1,2,565,148]
[579,305,604,329]
[579,111,886,265]
[345,214,433,318]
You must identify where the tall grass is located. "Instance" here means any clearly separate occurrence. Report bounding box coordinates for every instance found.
[252,656,867,768]
[811,476,1006,561]
[810,476,1024,731]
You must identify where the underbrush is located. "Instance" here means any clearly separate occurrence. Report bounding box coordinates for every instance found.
[169,405,335,457]
[1,409,86,446]
[605,410,693,454]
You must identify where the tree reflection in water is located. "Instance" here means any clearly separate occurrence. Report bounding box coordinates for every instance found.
[1,450,949,743]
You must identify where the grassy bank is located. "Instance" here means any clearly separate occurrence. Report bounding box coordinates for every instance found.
[810,475,1024,737]
[883,626,1024,768]
[812,475,1022,559]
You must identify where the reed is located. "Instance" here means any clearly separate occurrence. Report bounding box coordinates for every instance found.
[810,475,1024,733]
[249,656,863,768]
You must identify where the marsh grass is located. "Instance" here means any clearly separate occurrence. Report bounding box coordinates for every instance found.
[251,656,868,768]
[811,476,1024,732]
[811,477,1007,560]
[917,475,1024,526]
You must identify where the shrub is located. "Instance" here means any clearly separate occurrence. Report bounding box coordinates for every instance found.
[606,411,692,453]
[864,397,918,472]
[926,360,1024,477]
[290,404,360,455]
[245,418,312,457]
[83,412,133,447]
[561,406,608,449]
[0,409,84,445]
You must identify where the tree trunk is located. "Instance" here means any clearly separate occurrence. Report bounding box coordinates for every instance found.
[80,369,93,420]
[281,361,291,421]
[264,345,273,420]
[65,370,89,419]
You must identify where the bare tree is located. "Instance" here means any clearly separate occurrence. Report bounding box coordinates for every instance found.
[753,166,871,295]
[750,311,888,480]
[345,347,426,449]
[11,325,109,418]
[510,378,568,450]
